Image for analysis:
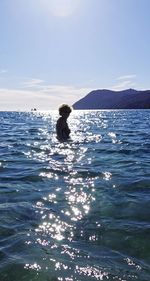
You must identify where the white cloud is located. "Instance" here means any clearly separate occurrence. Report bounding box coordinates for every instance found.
[112,80,136,91]
[112,74,137,91]
[116,74,136,81]
[0,84,92,111]
[0,69,7,74]
[22,79,44,87]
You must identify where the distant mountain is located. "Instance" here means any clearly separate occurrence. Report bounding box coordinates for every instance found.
[73,89,150,109]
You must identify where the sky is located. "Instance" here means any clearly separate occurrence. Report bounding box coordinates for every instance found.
[0,0,150,111]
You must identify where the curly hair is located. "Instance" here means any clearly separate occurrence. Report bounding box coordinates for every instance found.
[59,104,72,116]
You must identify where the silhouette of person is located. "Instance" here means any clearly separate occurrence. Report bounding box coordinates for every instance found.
[56,104,72,141]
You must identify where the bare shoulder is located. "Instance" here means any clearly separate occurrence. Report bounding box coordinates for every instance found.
[57,117,66,128]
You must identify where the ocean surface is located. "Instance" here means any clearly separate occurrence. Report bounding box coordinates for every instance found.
[0,110,150,281]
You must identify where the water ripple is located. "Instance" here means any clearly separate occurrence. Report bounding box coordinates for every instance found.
[0,110,150,281]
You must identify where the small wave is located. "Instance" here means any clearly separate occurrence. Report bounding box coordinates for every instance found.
[0,110,150,281]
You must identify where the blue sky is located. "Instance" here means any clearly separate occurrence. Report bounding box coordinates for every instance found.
[0,0,150,110]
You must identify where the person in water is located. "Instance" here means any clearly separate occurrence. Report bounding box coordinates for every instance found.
[56,104,72,141]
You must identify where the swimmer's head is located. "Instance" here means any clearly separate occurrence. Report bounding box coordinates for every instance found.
[59,104,72,116]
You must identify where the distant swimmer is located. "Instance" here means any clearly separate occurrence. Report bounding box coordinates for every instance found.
[56,104,72,141]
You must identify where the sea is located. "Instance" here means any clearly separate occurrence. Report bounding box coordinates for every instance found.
[0,110,150,281]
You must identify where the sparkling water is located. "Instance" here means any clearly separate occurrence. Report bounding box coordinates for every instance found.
[0,110,150,281]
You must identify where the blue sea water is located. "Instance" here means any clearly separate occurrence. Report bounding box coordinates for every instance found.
[0,110,150,281]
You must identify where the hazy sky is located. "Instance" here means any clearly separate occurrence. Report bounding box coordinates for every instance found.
[0,0,150,110]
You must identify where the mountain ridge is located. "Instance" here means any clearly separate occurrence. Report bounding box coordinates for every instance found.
[72,89,150,109]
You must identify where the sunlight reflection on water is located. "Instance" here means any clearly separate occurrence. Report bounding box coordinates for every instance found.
[24,111,105,279]
[1,110,148,280]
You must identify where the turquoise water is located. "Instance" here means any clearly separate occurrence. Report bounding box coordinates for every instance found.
[0,110,150,281]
